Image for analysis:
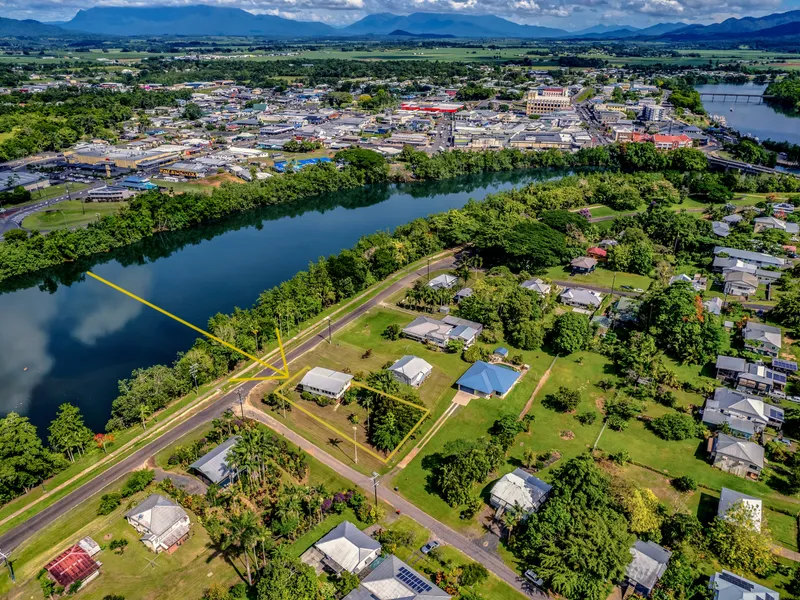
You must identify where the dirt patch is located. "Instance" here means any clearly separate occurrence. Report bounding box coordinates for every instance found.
[560,430,575,440]
[196,173,243,187]
[595,396,606,411]
[104,533,113,541]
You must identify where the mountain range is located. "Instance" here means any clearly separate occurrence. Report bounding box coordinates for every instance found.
[1,5,799,41]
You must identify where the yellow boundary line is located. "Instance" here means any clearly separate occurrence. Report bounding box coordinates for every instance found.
[274,366,429,464]
[86,271,289,381]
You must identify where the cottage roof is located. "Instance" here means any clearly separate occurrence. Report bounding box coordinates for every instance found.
[710,571,778,600]
[125,494,189,537]
[300,367,353,395]
[457,361,520,396]
[560,287,602,307]
[315,521,381,573]
[389,356,433,380]
[45,546,100,588]
[345,555,450,600]
[718,487,762,531]
[714,434,765,468]
[189,436,239,484]
[744,322,782,349]
[490,468,552,513]
[626,540,671,592]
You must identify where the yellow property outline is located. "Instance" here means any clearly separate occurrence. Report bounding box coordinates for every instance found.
[86,271,289,381]
[274,365,430,464]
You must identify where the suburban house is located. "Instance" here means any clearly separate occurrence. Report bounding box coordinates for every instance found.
[313,521,381,575]
[709,571,778,600]
[623,540,672,598]
[189,436,240,488]
[570,256,598,274]
[704,296,723,316]
[743,322,782,357]
[712,247,785,270]
[520,278,552,296]
[712,221,731,237]
[299,367,354,400]
[388,355,433,388]
[402,315,483,349]
[125,494,191,553]
[709,433,764,479]
[669,273,708,292]
[45,545,101,591]
[702,387,783,437]
[613,297,641,324]
[587,247,608,261]
[559,287,603,311]
[724,271,759,297]
[489,468,552,515]
[453,287,473,303]
[754,216,799,235]
[344,554,450,600]
[718,487,762,532]
[598,238,619,249]
[427,274,458,290]
[715,356,788,397]
[456,361,521,398]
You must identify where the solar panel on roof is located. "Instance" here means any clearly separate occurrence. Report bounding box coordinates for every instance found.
[719,572,754,591]
[773,373,787,384]
[398,566,432,593]
[773,359,798,371]
[770,408,784,419]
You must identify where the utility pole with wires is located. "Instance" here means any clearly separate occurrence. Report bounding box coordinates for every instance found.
[326,316,332,344]
[370,472,380,507]
[236,388,245,418]
[0,548,15,583]
[353,425,358,465]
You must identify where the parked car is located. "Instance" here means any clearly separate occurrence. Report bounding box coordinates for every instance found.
[421,541,440,554]
[524,570,544,587]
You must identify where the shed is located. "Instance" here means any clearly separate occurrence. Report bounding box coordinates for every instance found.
[189,436,240,487]
[624,540,671,597]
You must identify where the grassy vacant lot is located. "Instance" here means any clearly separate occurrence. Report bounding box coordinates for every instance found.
[152,172,244,195]
[22,200,126,231]
[542,264,653,290]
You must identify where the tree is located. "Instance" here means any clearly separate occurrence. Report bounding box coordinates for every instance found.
[543,387,581,412]
[223,510,260,586]
[773,284,800,332]
[708,503,775,577]
[650,413,700,441]
[48,403,93,462]
[621,488,662,538]
[120,469,154,497]
[652,552,707,600]
[550,312,591,355]
[436,438,504,507]
[0,412,64,503]
[182,103,203,120]
[256,557,318,600]
[512,455,634,600]
[98,492,121,515]
[671,476,697,493]
[383,324,401,340]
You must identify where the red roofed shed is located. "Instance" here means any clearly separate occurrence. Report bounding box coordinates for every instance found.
[45,545,100,588]
[587,247,608,260]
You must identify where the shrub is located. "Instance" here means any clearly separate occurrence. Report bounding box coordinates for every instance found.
[446,338,465,354]
[300,391,314,401]
[362,349,373,359]
[314,395,334,407]
[383,324,401,340]
[605,414,628,431]
[460,562,489,587]
[609,450,631,464]
[120,469,154,498]
[109,539,129,554]
[510,353,524,366]
[655,389,678,408]
[672,475,697,493]
[650,413,699,441]
[98,492,122,515]
[542,386,581,412]
[462,345,490,364]
[575,410,597,425]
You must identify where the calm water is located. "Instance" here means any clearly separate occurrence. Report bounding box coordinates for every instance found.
[695,82,800,145]
[0,169,563,435]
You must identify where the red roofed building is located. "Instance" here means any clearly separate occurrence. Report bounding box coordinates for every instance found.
[652,134,693,150]
[587,247,608,261]
[45,545,100,589]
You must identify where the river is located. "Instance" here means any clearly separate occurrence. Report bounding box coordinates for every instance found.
[0,168,564,435]
[695,82,800,145]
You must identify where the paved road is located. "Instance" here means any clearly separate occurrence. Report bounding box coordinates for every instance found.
[0,256,456,554]
[246,409,543,598]
[0,181,103,237]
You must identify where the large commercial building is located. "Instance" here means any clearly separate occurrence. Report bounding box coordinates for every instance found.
[525,88,571,115]
[65,144,187,170]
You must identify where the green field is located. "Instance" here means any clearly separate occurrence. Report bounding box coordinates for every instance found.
[22,200,126,231]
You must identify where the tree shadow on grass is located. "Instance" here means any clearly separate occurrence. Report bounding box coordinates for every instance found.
[697,491,720,526]
[420,452,444,497]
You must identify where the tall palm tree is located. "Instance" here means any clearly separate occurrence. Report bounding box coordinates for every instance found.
[222,510,260,585]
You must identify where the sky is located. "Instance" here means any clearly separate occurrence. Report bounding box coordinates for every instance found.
[4,0,800,31]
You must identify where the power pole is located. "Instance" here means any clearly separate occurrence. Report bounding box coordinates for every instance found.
[326,316,332,344]
[370,472,380,506]
[236,388,245,418]
[353,425,358,465]
[0,549,14,583]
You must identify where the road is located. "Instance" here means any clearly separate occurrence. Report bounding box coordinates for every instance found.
[0,256,456,555]
[246,409,543,598]
[0,181,103,237]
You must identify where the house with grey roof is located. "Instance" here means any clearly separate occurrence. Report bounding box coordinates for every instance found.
[624,540,672,597]
[427,274,458,290]
[709,571,778,600]
[713,247,785,269]
[388,356,433,388]
[754,216,799,235]
[489,468,552,515]
[313,521,381,575]
[718,487,762,532]
[715,356,787,397]
[704,296,723,316]
[189,436,239,487]
[724,271,759,297]
[453,288,472,303]
[743,322,782,357]
[520,278,551,296]
[570,256,597,274]
[299,367,353,400]
[709,433,764,479]
[125,494,190,553]
[712,221,731,238]
[401,315,482,349]
[344,554,450,600]
[669,273,708,292]
[702,387,783,437]
[559,287,603,311]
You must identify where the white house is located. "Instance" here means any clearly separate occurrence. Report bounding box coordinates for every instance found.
[718,487,762,532]
[388,355,433,388]
[559,287,603,310]
[299,367,354,400]
[520,278,552,295]
[125,494,191,553]
[489,468,552,515]
[709,571,778,600]
[402,315,482,348]
[427,274,458,290]
[314,521,381,575]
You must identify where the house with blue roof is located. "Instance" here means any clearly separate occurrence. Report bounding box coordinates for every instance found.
[456,361,521,398]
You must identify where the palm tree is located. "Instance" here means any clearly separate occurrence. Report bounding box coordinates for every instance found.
[222,510,260,585]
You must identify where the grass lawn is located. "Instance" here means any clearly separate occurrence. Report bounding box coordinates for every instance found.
[288,508,366,559]
[22,200,126,231]
[12,182,91,205]
[152,173,243,195]
[542,265,653,291]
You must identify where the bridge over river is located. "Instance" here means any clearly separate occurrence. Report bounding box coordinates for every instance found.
[697,92,774,104]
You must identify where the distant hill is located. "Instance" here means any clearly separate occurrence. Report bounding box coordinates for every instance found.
[388,29,456,38]
[567,22,689,39]
[0,17,68,37]
[61,5,337,37]
[662,10,800,40]
[341,12,567,38]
